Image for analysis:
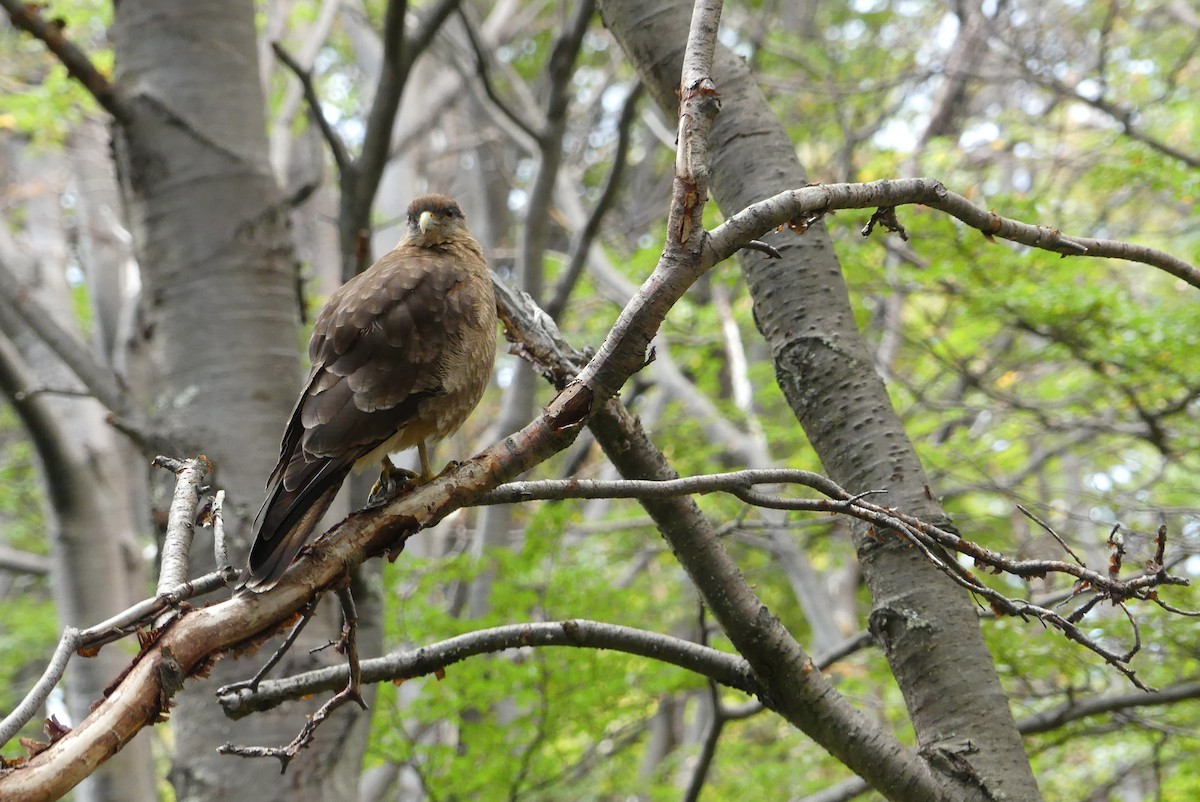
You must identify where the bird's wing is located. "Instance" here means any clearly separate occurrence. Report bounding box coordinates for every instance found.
[245,245,482,586]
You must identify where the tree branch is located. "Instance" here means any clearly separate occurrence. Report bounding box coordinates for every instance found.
[1017,680,1200,735]
[340,0,462,276]
[796,777,871,802]
[355,0,461,220]
[0,569,229,750]
[455,5,542,144]
[0,261,157,451]
[216,620,759,718]
[704,179,1200,291]
[475,468,875,505]
[270,41,352,175]
[0,0,132,124]
[151,455,212,597]
[474,467,1191,689]
[0,545,51,576]
[546,81,644,319]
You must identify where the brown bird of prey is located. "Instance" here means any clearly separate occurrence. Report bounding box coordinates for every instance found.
[242,194,497,590]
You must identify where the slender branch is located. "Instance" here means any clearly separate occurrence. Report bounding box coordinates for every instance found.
[477,467,1190,689]
[221,599,321,696]
[683,605,724,802]
[341,0,461,275]
[0,261,154,448]
[1022,504,1089,566]
[0,0,132,123]
[1017,680,1200,735]
[0,331,92,521]
[79,571,230,648]
[216,620,760,718]
[704,179,1200,291]
[478,469,1189,606]
[271,41,352,174]
[476,468,869,505]
[456,6,542,143]
[222,626,913,796]
[152,455,212,597]
[0,628,80,749]
[209,490,231,573]
[356,0,461,215]
[0,568,228,750]
[796,777,871,802]
[219,586,367,771]
[546,81,644,319]
[0,545,51,575]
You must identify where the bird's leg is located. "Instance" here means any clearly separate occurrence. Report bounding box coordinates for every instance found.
[366,455,419,507]
[417,441,433,481]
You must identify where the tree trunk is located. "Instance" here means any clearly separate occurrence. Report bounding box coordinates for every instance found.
[0,139,157,802]
[109,1,369,799]
[599,1,1041,798]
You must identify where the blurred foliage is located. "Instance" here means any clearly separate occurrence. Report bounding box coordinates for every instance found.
[0,407,58,739]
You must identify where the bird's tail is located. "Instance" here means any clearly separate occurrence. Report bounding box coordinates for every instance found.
[238,461,349,592]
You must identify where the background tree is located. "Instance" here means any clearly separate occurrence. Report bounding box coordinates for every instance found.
[1,0,1197,801]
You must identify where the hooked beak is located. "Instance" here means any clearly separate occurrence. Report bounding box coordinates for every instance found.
[418,210,435,234]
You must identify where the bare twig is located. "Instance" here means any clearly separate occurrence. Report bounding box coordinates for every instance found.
[546,81,644,319]
[332,585,365,706]
[0,628,80,749]
[1017,504,1086,567]
[218,598,321,696]
[216,619,760,718]
[152,455,213,597]
[474,468,866,505]
[219,585,368,771]
[455,5,542,144]
[1150,524,1168,572]
[271,41,352,174]
[209,490,232,576]
[738,239,782,259]
[1108,525,1125,579]
[80,571,230,649]
[0,545,51,576]
[0,0,132,123]
[478,466,1188,689]
[0,262,155,450]
[1018,679,1200,734]
[684,604,725,802]
[705,179,1200,291]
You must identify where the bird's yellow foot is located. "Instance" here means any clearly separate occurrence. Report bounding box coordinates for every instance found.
[367,458,422,507]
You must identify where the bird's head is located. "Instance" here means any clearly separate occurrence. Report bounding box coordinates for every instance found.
[405,194,469,247]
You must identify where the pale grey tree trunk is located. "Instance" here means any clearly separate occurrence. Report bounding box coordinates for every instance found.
[0,139,158,802]
[599,1,1042,798]
[109,1,369,799]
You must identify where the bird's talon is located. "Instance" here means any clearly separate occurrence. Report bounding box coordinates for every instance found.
[367,462,420,507]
